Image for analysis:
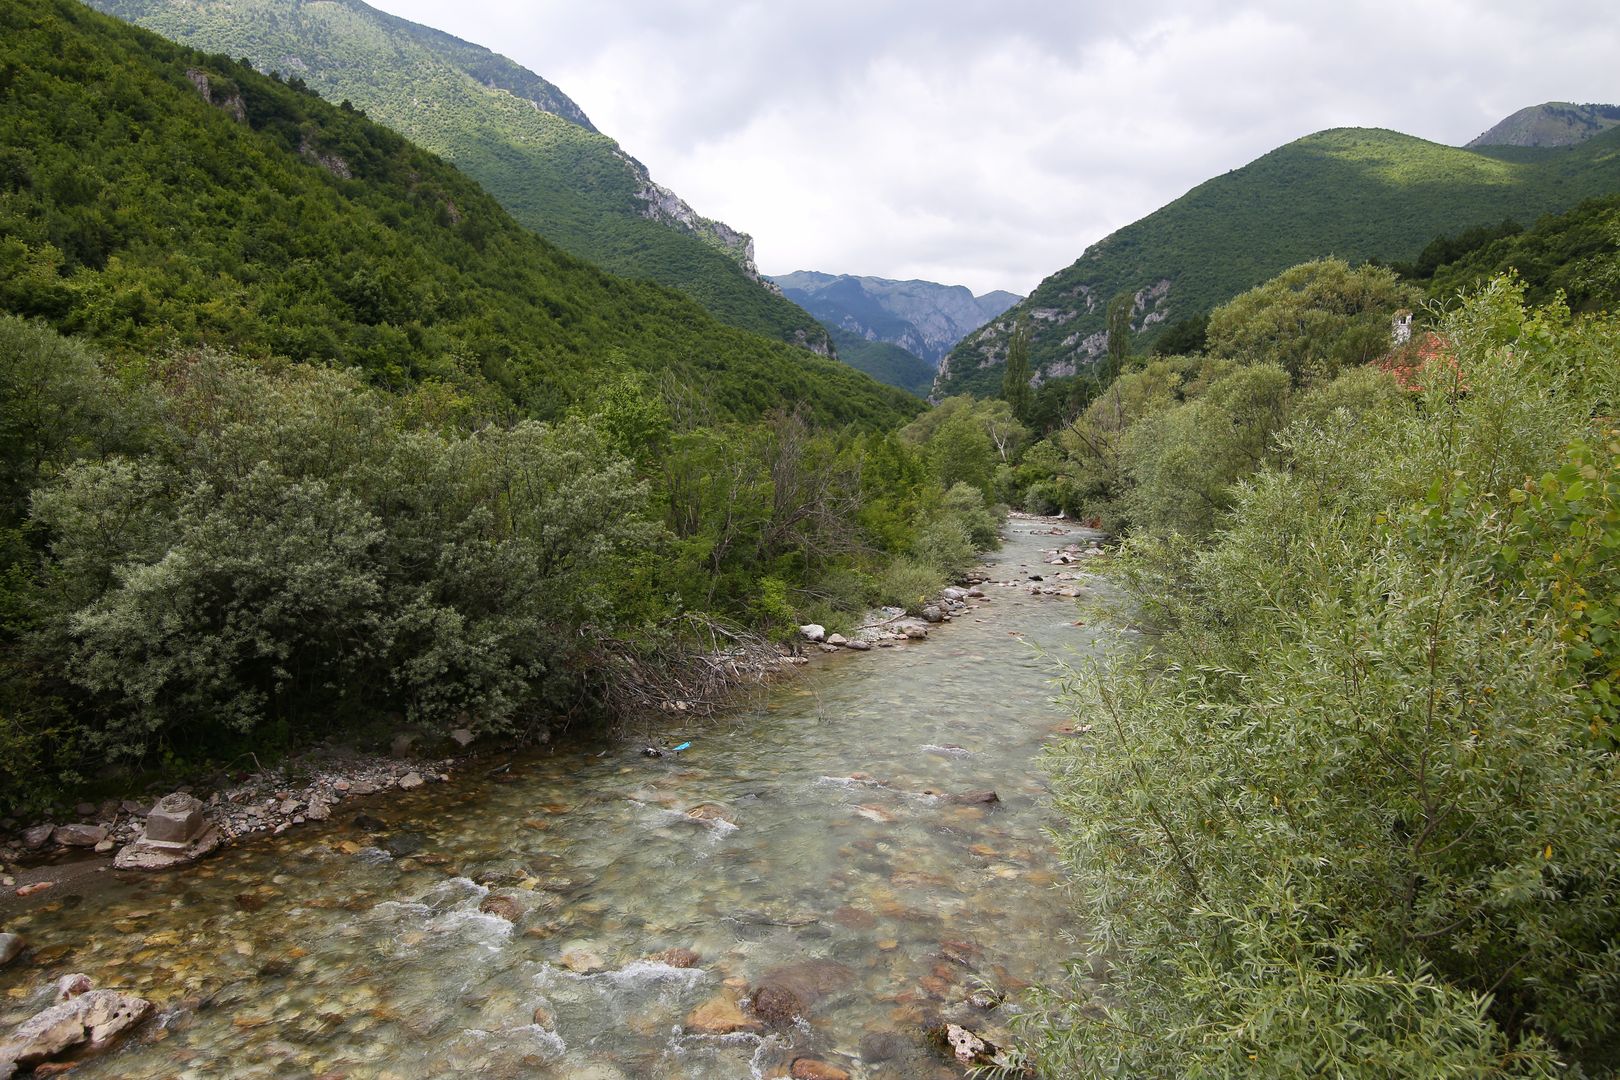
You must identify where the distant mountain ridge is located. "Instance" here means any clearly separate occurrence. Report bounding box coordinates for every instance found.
[1469,102,1620,148]
[770,272,1022,370]
[89,0,834,354]
[939,116,1620,397]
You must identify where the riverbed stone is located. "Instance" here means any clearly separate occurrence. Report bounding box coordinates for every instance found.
[51,824,107,848]
[921,605,943,623]
[903,626,928,640]
[0,934,23,968]
[798,624,826,643]
[791,1059,851,1080]
[398,772,425,790]
[479,893,525,923]
[560,948,606,974]
[22,821,54,849]
[646,947,700,968]
[685,991,761,1035]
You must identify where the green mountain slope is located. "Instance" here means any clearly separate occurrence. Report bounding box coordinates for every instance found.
[940,124,1620,396]
[826,326,936,397]
[0,0,916,427]
[87,0,834,354]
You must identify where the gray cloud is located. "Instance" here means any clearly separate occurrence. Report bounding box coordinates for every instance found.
[371,0,1619,294]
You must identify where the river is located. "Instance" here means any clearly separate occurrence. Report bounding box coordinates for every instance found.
[0,517,1112,1079]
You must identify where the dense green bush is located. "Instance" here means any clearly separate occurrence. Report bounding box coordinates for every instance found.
[26,353,654,764]
[1032,279,1620,1076]
[1204,258,1420,380]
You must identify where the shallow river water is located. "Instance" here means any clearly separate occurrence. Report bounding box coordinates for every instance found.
[1,518,1111,1079]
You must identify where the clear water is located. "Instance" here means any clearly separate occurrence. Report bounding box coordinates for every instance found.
[0,518,1110,1079]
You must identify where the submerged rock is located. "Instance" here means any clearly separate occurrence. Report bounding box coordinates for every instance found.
[0,933,22,968]
[685,991,761,1035]
[559,948,605,974]
[0,974,150,1076]
[645,947,701,969]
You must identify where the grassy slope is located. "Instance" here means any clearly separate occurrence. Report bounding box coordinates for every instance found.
[0,0,917,428]
[87,0,835,353]
[941,126,1620,396]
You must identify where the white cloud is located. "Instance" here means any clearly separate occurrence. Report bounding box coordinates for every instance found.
[369,0,1620,294]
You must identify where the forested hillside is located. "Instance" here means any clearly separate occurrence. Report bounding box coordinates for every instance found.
[940,124,1620,396]
[826,325,938,397]
[0,0,908,426]
[85,0,836,353]
[1412,193,1620,311]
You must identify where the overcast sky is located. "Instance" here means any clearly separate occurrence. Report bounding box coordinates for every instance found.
[369,0,1617,295]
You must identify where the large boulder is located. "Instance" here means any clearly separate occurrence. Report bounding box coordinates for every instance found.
[50,824,106,848]
[798,624,826,643]
[0,974,150,1075]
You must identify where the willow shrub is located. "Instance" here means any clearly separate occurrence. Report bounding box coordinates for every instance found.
[28,351,652,764]
[1034,280,1620,1077]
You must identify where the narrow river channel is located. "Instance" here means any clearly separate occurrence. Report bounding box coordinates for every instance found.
[1,517,1113,1079]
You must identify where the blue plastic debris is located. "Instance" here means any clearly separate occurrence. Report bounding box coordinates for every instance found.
[671,742,692,753]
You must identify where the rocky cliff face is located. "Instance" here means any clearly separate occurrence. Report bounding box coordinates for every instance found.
[769,272,1022,368]
[1468,102,1620,148]
[631,167,759,276]
[939,277,1172,389]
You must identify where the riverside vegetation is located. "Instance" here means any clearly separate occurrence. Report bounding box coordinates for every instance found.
[987,243,1620,1069]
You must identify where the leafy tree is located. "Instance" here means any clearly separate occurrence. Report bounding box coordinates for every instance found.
[1032,279,1620,1076]
[1205,258,1420,381]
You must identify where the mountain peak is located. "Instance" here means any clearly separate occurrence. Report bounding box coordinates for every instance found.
[1466,102,1620,148]
[768,272,1023,370]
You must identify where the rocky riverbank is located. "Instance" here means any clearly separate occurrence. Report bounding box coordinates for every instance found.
[0,753,458,908]
[3,515,1107,908]
[0,513,1110,1078]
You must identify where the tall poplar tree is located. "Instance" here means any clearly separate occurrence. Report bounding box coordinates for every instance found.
[1106,290,1134,381]
[1001,315,1032,421]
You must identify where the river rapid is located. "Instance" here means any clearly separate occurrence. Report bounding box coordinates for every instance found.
[0,517,1113,1079]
